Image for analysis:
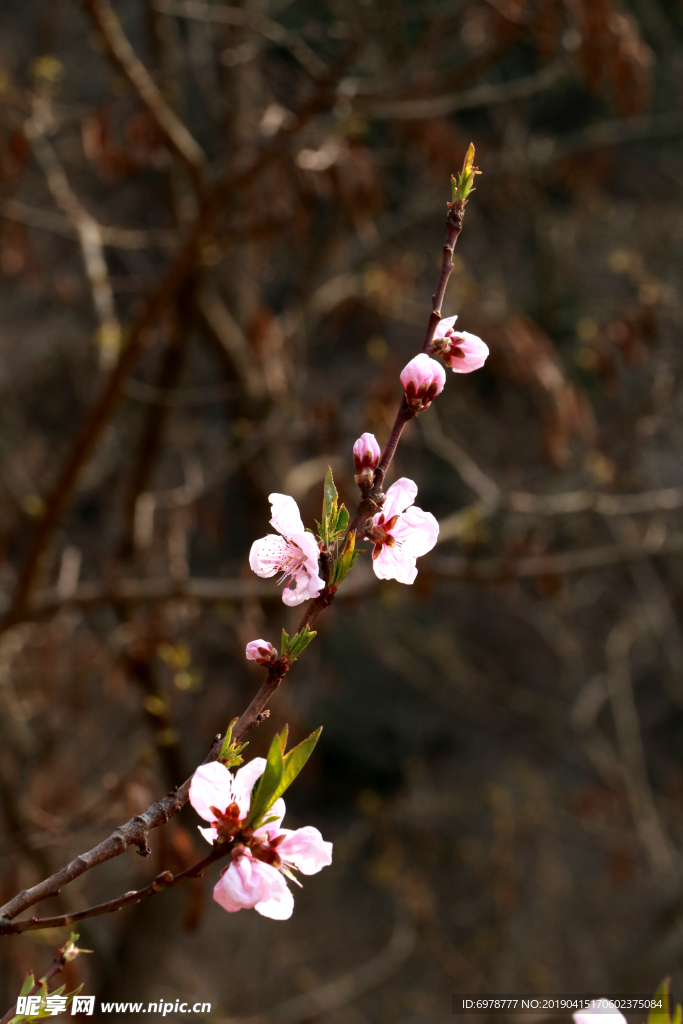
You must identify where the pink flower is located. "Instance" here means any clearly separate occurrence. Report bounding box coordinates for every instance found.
[400,353,446,411]
[189,758,333,920]
[353,433,381,473]
[573,1003,627,1024]
[245,639,278,666]
[249,494,324,607]
[432,315,488,373]
[214,852,294,920]
[364,477,438,584]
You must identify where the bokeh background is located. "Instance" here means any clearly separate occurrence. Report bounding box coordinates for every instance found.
[1,0,683,1019]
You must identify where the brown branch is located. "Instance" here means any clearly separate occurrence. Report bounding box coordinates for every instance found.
[82,0,207,181]
[431,533,683,581]
[0,735,222,924]
[0,844,229,934]
[154,0,329,81]
[0,175,465,930]
[3,74,338,629]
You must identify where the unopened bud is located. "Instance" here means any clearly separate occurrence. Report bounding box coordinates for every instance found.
[400,353,446,411]
[353,432,381,474]
[245,639,278,666]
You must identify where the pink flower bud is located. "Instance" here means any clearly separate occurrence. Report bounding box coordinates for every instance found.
[353,432,381,474]
[245,640,278,666]
[431,316,489,374]
[400,353,446,411]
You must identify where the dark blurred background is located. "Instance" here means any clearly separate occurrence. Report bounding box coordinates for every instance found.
[1,0,683,1019]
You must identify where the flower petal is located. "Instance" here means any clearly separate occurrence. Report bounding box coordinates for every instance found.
[392,506,439,557]
[277,826,333,875]
[198,825,216,845]
[213,856,273,912]
[255,879,295,920]
[372,543,417,584]
[249,534,289,578]
[231,757,267,817]
[433,314,458,337]
[447,331,489,374]
[254,797,286,836]
[189,761,233,823]
[382,478,418,520]
[269,493,305,538]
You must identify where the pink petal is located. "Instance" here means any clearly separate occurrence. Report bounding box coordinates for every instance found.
[400,353,432,391]
[231,757,267,817]
[382,477,418,520]
[372,543,417,585]
[392,506,439,557]
[268,493,305,539]
[433,314,458,338]
[255,879,295,920]
[198,825,216,845]
[213,856,273,912]
[277,826,333,875]
[353,432,381,471]
[447,331,489,374]
[249,534,289,578]
[245,639,277,662]
[254,797,286,835]
[189,762,233,823]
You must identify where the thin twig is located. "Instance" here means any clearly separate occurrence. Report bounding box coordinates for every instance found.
[83,0,207,180]
[154,0,329,81]
[0,844,228,934]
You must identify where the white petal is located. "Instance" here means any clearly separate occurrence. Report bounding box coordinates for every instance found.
[277,826,333,875]
[269,493,305,539]
[249,535,289,578]
[198,825,216,845]
[232,757,267,817]
[382,477,418,519]
[189,761,233,822]
[372,544,417,584]
[392,506,439,557]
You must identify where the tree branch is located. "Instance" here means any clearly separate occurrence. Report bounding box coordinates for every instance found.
[83,0,207,181]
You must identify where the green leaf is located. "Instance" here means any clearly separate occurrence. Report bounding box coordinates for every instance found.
[334,505,349,536]
[269,727,322,806]
[18,975,35,999]
[246,732,285,827]
[285,626,316,660]
[649,979,681,1024]
[323,467,338,526]
[331,532,360,587]
[280,628,289,656]
[451,142,480,202]
[278,724,289,753]
[219,718,248,768]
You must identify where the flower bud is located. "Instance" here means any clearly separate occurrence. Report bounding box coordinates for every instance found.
[245,639,278,666]
[353,432,381,474]
[431,316,488,374]
[400,353,446,411]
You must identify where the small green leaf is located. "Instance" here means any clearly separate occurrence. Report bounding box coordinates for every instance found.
[246,731,285,827]
[323,466,338,525]
[18,975,35,999]
[451,142,480,202]
[280,628,289,656]
[334,505,349,535]
[278,724,289,753]
[270,727,322,805]
[649,979,680,1024]
[286,626,316,660]
[332,532,360,586]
